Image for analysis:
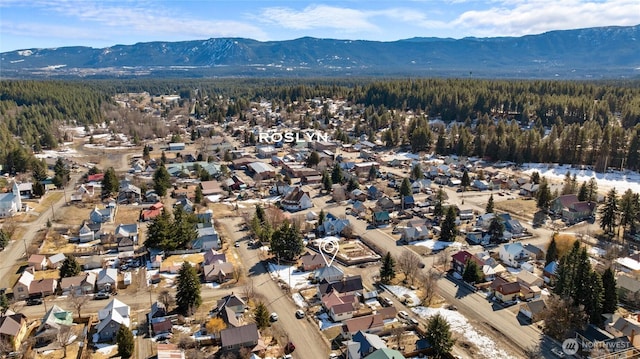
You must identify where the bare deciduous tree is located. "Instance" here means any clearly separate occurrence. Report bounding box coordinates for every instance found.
[69,289,91,319]
[419,270,439,306]
[158,289,175,311]
[57,325,77,357]
[242,279,255,302]
[397,250,421,285]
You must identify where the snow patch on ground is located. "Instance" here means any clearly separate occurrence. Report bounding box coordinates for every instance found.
[292,293,307,308]
[408,239,462,251]
[318,313,342,330]
[384,285,421,307]
[412,306,515,359]
[267,263,312,290]
[521,163,640,192]
[205,282,221,289]
[95,344,117,354]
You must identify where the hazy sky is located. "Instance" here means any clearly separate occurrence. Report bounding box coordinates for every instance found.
[1,0,639,52]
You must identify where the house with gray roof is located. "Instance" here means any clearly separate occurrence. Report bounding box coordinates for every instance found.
[97,299,130,341]
[220,323,260,351]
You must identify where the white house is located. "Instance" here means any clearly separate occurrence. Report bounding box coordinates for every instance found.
[280,187,313,212]
[499,242,529,268]
[0,182,22,218]
[97,299,130,341]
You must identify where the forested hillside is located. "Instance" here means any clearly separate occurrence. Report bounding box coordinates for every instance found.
[1,79,639,174]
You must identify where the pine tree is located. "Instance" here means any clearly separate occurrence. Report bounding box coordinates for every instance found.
[194,185,203,204]
[116,326,135,359]
[270,221,304,261]
[411,164,423,180]
[587,178,598,203]
[59,256,81,278]
[562,171,573,195]
[601,267,618,314]
[347,177,360,191]
[306,151,320,168]
[433,189,445,219]
[425,314,456,358]
[462,259,482,283]
[380,252,395,284]
[254,302,270,329]
[146,209,173,250]
[0,230,9,249]
[143,145,150,160]
[439,206,458,242]
[546,236,558,265]
[460,171,470,191]
[322,171,333,193]
[599,188,618,235]
[620,189,638,236]
[485,194,494,213]
[331,163,343,184]
[399,177,412,197]
[585,271,604,325]
[173,205,197,249]
[577,181,588,201]
[536,178,552,211]
[488,215,505,243]
[101,167,119,198]
[176,262,202,315]
[368,166,377,181]
[153,165,172,197]
[318,210,325,226]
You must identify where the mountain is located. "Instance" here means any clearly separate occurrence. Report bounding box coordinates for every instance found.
[1,25,639,79]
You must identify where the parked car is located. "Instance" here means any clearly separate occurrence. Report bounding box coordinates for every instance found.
[284,342,296,354]
[270,312,279,321]
[408,318,419,326]
[551,347,565,357]
[234,241,240,248]
[94,291,111,300]
[26,297,43,306]
[295,310,305,319]
[380,296,394,307]
[398,311,409,319]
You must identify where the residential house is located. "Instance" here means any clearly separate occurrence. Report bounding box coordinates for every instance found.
[13,270,34,300]
[28,254,48,271]
[319,218,351,236]
[30,278,58,298]
[402,195,415,209]
[519,183,539,197]
[543,260,559,284]
[193,226,220,251]
[140,202,163,221]
[174,197,194,213]
[616,257,640,274]
[472,179,489,191]
[168,142,185,151]
[203,249,226,266]
[345,331,387,359]
[314,265,344,283]
[451,251,483,275]
[216,294,247,328]
[366,348,406,359]
[518,299,546,322]
[367,186,382,200]
[0,312,28,351]
[300,253,326,272]
[0,182,22,218]
[35,305,73,344]
[115,223,139,243]
[118,183,142,204]
[90,205,116,224]
[350,189,367,202]
[247,162,276,179]
[490,277,521,302]
[516,270,544,288]
[70,184,96,202]
[499,242,529,268]
[318,276,364,298]
[203,261,235,283]
[97,299,130,341]
[78,221,102,243]
[575,324,632,358]
[523,244,545,260]
[200,180,224,196]
[15,182,32,199]
[354,162,379,176]
[322,290,358,322]
[403,226,431,242]
[47,253,66,270]
[498,213,526,236]
[281,187,313,212]
[341,313,385,339]
[605,314,640,348]
[96,268,118,291]
[375,197,395,212]
[351,201,367,216]
[617,275,640,306]
[220,323,260,351]
[372,211,390,227]
[551,194,597,223]
[60,272,97,295]
[152,318,173,337]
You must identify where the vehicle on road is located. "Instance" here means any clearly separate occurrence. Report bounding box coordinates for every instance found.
[94,291,111,300]
[295,310,305,319]
[284,342,295,354]
[551,347,565,357]
[234,241,240,248]
[26,297,43,306]
[380,296,394,307]
[398,311,409,319]
[446,304,458,311]
[408,318,419,326]
[270,312,279,322]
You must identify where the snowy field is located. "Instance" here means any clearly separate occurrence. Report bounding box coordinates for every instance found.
[267,263,312,290]
[522,163,640,192]
[412,306,515,359]
[408,239,463,251]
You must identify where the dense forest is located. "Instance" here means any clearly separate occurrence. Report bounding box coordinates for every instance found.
[1,78,639,174]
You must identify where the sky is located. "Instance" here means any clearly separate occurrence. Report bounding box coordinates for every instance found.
[1,0,640,53]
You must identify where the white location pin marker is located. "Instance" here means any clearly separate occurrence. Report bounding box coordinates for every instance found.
[318,237,339,267]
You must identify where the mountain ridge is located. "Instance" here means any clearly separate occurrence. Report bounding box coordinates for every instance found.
[2,24,639,79]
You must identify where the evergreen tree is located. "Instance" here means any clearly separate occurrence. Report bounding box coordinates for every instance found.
[318,209,325,226]
[462,259,483,283]
[347,177,360,192]
[439,206,458,242]
[255,204,266,224]
[306,151,320,168]
[546,236,559,265]
[194,185,203,204]
[530,171,540,184]
[433,189,445,219]
[173,205,198,249]
[599,188,618,235]
[0,292,9,313]
[160,151,167,165]
[460,171,470,191]
[562,171,574,195]
[153,165,172,197]
[101,167,119,198]
[411,164,423,180]
[399,177,412,197]
[0,230,9,249]
[425,314,456,359]
[322,171,333,193]
[270,221,304,261]
[331,163,343,184]
[485,194,494,213]
[587,178,598,203]
[368,166,378,181]
[488,215,505,243]
[176,262,202,315]
[59,255,81,278]
[254,302,270,329]
[536,178,552,211]
[32,181,45,197]
[53,157,70,188]
[143,145,151,160]
[380,252,395,284]
[585,271,604,325]
[31,159,48,182]
[620,189,638,236]
[146,209,174,250]
[602,267,618,314]
[116,326,135,359]
[577,181,588,202]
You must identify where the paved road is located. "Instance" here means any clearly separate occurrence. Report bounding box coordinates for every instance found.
[221,217,330,359]
[0,173,83,289]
